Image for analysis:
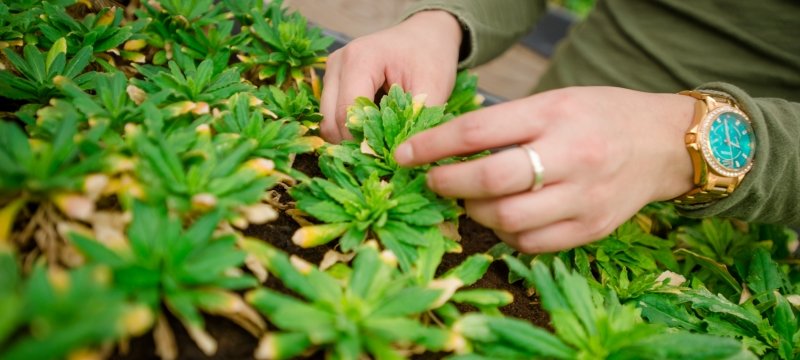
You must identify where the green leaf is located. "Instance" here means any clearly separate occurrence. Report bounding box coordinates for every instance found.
[261,332,312,360]
[451,289,513,308]
[299,200,352,223]
[772,294,797,360]
[444,254,493,286]
[340,226,366,252]
[362,317,435,345]
[746,248,784,295]
[182,209,223,248]
[489,319,575,359]
[613,332,756,360]
[45,37,67,73]
[379,220,427,246]
[392,206,444,226]
[23,44,46,83]
[676,248,742,293]
[373,226,416,272]
[348,245,386,299]
[677,288,762,330]
[636,293,703,331]
[531,259,570,314]
[241,240,318,300]
[64,46,93,79]
[3,47,34,80]
[269,302,337,340]
[69,233,126,268]
[391,193,430,213]
[370,286,441,317]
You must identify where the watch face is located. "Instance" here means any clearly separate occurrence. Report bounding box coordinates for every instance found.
[703,107,755,176]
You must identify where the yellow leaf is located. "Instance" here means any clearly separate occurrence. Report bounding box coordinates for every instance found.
[291,223,349,248]
[0,198,26,244]
[123,39,147,51]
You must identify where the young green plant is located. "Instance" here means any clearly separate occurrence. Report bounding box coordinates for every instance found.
[0,250,150,360]
[242,239,461,360]
[241,0,332,86]
[0,37,94,103]
[496,256,755,360]
[69,202,264,356]
[290,158,460,271]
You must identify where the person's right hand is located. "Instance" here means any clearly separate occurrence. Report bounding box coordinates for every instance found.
[320,10,463,143]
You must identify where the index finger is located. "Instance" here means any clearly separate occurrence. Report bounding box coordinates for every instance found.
[334,51,387,141]
[394,97,544,166]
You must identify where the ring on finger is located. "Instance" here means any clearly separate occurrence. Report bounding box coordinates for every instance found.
[521,144,545,191]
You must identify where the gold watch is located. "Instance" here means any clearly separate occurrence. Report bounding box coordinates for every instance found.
[673,90,755,205]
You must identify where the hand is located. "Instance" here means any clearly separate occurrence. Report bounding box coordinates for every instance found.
[394,87,697,253]
[320,10,462,143]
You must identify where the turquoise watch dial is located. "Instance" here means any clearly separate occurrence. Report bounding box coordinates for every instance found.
[706,110,754,174]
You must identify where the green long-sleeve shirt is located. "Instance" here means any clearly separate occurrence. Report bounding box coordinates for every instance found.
[403,0,800,226]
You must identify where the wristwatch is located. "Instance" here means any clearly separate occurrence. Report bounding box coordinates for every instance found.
[673,90,755,205]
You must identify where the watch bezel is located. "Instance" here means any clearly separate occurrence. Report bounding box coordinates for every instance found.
[698,105,755,177]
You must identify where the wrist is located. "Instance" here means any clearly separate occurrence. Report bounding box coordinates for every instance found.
[403,10,463,60]
[648,93,697,202]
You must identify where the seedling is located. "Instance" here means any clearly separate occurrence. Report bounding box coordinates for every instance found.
[37,4,142,58]
[176,19,246,68]
[639,247,799,359]
[496,257,755,359]
[0,38,95,103]
[130,122,279,222]
[0,117,106,248]
[243,239,457,360]
[242,0,332,86]
[330,85,454,180]
[213,92,323,176]
[258,84,323,127]
[576,220,678,299]
[0,4,23,49]
[135,0,231,67]
[132,50,253,108]
[290,157,460,271]
[55,71,145,136]
[69,202,264,356]
[221,0,265,26]
[0,249,150,360]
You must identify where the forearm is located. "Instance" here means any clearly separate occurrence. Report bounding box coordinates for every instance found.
[677,82,800,227]
[401,0,546,68]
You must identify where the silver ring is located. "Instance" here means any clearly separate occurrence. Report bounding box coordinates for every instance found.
[521,144,545,191]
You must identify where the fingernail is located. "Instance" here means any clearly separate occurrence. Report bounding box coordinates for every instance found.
[425,172,436,191]
[394,143,414,165]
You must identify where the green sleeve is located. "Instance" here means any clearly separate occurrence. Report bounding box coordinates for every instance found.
[677,82,800,227]
[401,0,546,68]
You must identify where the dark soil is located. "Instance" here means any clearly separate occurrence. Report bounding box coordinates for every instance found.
[113,154,550,360]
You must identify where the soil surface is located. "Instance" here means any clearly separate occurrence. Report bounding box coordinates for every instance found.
[113,154,550,360]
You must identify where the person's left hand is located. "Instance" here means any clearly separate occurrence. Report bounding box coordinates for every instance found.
[394,86,697,253]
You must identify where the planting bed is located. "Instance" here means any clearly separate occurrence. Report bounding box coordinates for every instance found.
[116,155,550,359]
[1,1,799,360]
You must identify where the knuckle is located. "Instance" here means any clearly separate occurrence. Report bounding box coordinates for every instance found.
[583,214,616,241]
[328,49,342,63]
[494,201,523,233]
[459,117,488,148]
[514,234,547,254]
[544,89,578,114]
[477,164,505,196]
[426,169,446,192]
